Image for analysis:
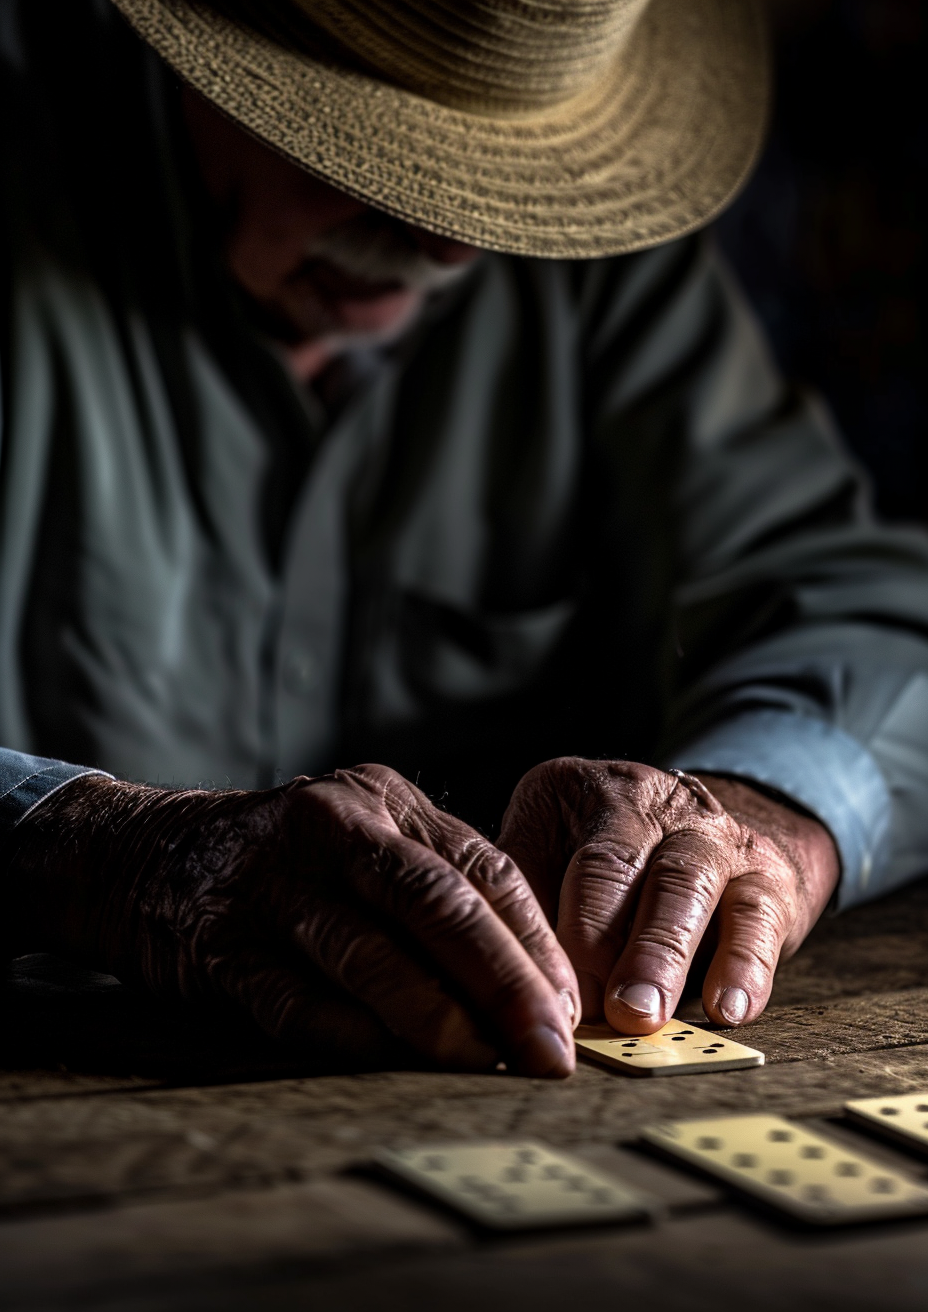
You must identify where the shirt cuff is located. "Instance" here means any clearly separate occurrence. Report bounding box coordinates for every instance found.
[665,710,892,911]
[0,750,112,833]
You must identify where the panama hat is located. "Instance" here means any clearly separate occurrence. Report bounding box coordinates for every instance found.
[110,0,769,259]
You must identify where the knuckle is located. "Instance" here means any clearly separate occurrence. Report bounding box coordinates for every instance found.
[515,757,569,793]
[300,904,401,997]
[490,882,551,945]
[561,858,642,944]
[649,848,724,911]
[331,929,398,994]
[561,843,647,935]
[514,918,560,962]
[717,923,781,976]
[457,836,518,889]
[420,887,489,941]
[380,853,446,902]
[545,755,588,776]
[571,841,646,888]
[616,760,661,786]
[569,890,624,936]
[506,757,581,817]
[480,958,542,1013]
[378,858,486,937]
[253,975,308,1038]
[661,774,726,828]
[359,838,402,885]
[490,883,550,945]
[737,829,797,878]
[335,763,419,817]
[341,762,399,786]
[513,755,621,800]
[630,923,693,967]
[728,876,794,941]
[576,758,654,799]
[724,935,780,976]
[332,764,382,798]
[294,900,347,963]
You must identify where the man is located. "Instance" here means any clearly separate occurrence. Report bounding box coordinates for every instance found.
[2,0,927,1079]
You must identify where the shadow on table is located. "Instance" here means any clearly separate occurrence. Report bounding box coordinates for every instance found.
[770,875,928,1007]
[3,876,927,1086]
[0,954,424,1087]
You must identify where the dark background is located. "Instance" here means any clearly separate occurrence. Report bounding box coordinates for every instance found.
[717,0,925,523]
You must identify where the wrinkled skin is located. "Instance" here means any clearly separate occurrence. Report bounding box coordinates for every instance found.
[498,759,840,1033]
[7,757,838,1076]
[8,767,579,1078]
[4,101,841,1077]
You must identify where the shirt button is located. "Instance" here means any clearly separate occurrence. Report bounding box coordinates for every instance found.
[282,647,318,695]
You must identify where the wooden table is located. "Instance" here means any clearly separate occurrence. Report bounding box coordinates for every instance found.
[2,880,928,1311]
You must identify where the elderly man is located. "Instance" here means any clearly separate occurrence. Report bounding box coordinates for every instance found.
[2,0,927,1079]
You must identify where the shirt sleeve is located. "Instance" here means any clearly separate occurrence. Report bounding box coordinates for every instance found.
[581,234,928,910]
[666,709,891,910]
[0,749,111,834]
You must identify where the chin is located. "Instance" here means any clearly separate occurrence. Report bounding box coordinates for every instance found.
[333,288,425,335]
[285,293,428,380]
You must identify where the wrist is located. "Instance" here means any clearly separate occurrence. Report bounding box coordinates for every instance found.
[694,773,840,906]
[5,777,253,974]
[6,776,151,961]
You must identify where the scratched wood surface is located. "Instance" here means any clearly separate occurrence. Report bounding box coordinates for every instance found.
[1,880,928,1310]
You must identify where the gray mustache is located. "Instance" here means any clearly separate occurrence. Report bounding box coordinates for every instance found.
[304,214,474,293]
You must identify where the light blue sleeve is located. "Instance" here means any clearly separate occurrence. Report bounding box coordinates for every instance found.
[666,709,891,911]
[0,749,111,834]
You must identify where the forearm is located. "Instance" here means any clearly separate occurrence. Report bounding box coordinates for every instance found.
[693,773,840,950]
[664,624,928,908]
[0,748,113,861]
[4,776,257,976]
[581,239,928,910]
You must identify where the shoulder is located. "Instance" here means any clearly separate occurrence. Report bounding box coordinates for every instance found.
[482,235,711,332]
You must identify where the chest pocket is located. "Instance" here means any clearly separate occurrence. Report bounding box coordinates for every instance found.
[397,589,578,706]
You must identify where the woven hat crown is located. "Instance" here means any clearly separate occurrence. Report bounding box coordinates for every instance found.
[292,0,651,113]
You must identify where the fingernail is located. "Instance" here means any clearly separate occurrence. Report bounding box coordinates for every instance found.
[615,982,661,1019]
[719,986,749,1024]
[559,989,577,1026]
[514,1024,573,1078]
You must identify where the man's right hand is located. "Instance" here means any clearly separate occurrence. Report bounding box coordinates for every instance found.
[7,766,578,1077]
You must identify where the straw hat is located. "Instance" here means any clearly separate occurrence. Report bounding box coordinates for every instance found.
[111,0,769,259]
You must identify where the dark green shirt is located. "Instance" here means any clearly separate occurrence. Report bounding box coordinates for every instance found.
[3,0,928,911]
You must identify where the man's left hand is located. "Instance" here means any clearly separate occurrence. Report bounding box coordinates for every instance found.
[498,759,840,1033]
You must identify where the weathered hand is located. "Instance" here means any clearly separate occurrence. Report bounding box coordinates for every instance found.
[497,758,840,1033]
[7,765,578,1076]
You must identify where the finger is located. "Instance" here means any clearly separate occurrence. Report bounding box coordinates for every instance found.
[319,764,578,1022]
[496,766,572,922]
[604,829,730,1034]
[701,872,793,1027]
[554,807,656,1019]
[417,807,580,1029]
[289,896,502,1072]
[206,945,407,1068]
[497,759,665,1020]
[340,817,575,1077]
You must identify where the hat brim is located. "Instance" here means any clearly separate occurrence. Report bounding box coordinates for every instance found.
[111,0,769,259]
